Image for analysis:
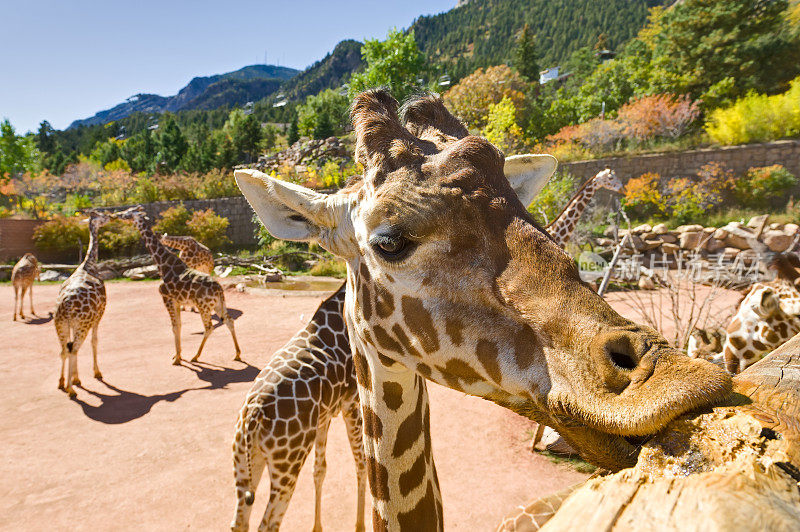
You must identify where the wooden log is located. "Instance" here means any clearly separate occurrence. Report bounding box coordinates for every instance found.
[500,334,800,531]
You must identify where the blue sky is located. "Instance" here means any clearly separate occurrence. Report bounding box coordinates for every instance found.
[1,0,455,133]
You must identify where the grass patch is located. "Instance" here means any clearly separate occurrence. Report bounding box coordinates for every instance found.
[309,259,347,278]
[535,450,597,474]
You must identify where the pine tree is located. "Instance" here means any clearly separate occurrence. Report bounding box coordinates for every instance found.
[287,116,300,146]
[513,24,539,83]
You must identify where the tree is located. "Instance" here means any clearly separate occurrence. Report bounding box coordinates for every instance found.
[444,65,527,130]
[224,109,263,163]
[513,24,540,83]
[348,29,428,102]
[482,96,524,154]
[122,130,155,173]
[36,121,56,154]
[296,88,349,139]
[153,114,187,173]
[0,119,39,179]
[287,116,300,146]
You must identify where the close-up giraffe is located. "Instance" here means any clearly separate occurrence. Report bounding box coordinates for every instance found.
[115,206,242,365]
[11,252,40,321]
[53,211,113,397]
[236,90,731,530]
[160,234,215,275]
[546,168,622,247]
[229,153,555,532]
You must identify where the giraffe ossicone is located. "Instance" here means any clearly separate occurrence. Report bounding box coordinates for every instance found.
[236,90,731,531]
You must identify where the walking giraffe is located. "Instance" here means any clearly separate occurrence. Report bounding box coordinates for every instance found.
[11,253,40,321]
[161,234,215,274]
[236,90,730,530]
[230,155,554,531]
[115,206,241,365]
[53,211,112,397]
[546,168,622,247]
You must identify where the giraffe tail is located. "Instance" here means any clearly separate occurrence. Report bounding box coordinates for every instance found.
[66,341,74,352]
[240,410,255,506]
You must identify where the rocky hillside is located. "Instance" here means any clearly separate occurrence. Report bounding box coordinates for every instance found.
[69,64,299,129]
[280,39,364,101]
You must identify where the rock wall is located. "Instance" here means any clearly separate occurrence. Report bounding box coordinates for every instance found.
[560,140,800,183]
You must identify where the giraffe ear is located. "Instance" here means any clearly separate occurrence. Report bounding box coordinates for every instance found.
[504,154,558,207]
[235,169,352,246]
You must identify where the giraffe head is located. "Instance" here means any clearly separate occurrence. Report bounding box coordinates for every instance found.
[83,210,113,230]
[596,168,623,193]
[112,205,148,226]
[237,91,731,470]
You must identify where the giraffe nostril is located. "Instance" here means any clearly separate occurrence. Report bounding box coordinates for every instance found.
[609,350,637,371]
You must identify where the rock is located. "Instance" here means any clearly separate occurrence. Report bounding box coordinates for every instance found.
[769,222,785,231]
[738,249,760,265]
[747,214,769,229]
[784,223,800,236]
[633,224,652,233]
[679,231,703,250]
[722,223,755,250]
[123,265,159,280]
[263,271,284,282]
[661,243,680,254]
[641,239,662,251]
[39,270,68,282]
[713,228,728,240]
[676,224,703,233]
[639,231,657,241]
[595,238,614,247]
[626,234,645,251]
[703,227,716,235]
[235,282,247,293]
[638,276,656,290]
[722,247,740,259]
[705,237,726,253]
[96,269,118,281]
[657,233,678,244]
[652,223,669,234]
[764,231,794,252]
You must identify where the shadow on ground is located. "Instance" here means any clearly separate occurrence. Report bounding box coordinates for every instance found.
[73,380,199,424]
[184,360,259,390]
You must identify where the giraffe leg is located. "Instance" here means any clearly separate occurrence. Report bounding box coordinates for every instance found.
[342,398,367,532]
[163,295,182,365]
[55,319,70,391]
[68,327,90,389]
[28,283,38,317]
[312,418,332,532]
[258,440,313,532]
[191,305,215,362]
[92,323,102,379]
[19,285,27,320]
[217,298,242,361]
[232,434,267,532]
[12,284,19,321]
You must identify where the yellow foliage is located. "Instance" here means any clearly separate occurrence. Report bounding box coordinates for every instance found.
[444,65,526,130]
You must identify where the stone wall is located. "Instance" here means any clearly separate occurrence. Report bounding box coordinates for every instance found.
[0,219,47,262]
[559,140,800,184]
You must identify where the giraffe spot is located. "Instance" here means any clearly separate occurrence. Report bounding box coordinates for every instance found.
[393,383,425,458]
[476,339,502,384]
[391,324,422,358]
[353,349,372,391]
[439,359,483,386]
[416,363,432,379]
[359,263,371,282]
[730,336,746,350]
[328,311,344,332]
[276,398,295,418]
[401,296,439,353]
[445,316,464,346]
[383,381,404,411]
[366,456,390,500]
[726,318,741,334]
[384,273,395,283]
[362,406,383,440]
[514,325,541,370]
[318,326,335,348]
[399,453,427,497]
[397,483,440,531]
[777,322,788,336]
[373,325,402,353]
[361,284,373,320]
[374,283,395,318]
[373,511,389,532]
[378,353,398,368]
[752,340,767,351]
[766,330,780,343]
[743,350,757,360]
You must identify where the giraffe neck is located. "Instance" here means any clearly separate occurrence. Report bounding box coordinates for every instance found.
[135,218,186,278]
[345,272,444,531]
[79,219,102,275]
[547,177,603,247]
[161,235,192,253]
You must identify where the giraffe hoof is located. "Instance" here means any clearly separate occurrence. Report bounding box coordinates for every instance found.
[94,371,103,379]
[190,356,200,362]
[67,389,77,398]
[172,357,182,366]
[58,379,65,390]
[233,354,242,362]
[72,378,81,386]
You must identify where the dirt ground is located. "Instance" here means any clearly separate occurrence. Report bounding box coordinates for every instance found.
[0,280,589,531]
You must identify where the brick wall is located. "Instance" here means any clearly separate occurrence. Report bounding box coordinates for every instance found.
[559,140,800,184]
[0,219,46,262]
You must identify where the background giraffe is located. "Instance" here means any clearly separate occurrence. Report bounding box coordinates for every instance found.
[230,154,551,531]
[230,284,367,532]
[11,252,40,321]
[237,90,730,530]
[160,234,215,274]
[546,168,622,247]
[53,211,112,397]
[115,206,241,365]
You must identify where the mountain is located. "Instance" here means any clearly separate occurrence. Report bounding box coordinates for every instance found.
[411,0,672,80]
[69,64,299,129]
[280,39,365,101]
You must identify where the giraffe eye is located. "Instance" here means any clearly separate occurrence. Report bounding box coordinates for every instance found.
[371,234,413,261]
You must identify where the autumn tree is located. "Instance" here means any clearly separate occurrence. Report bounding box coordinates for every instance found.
[444,65,526,130]
[482,96,524,154]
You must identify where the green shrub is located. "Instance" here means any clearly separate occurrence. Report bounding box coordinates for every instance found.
[186,208,230,249]
[33,216,88,254]
[527,172,576,225]
[735,165,798,209]
[153,205,192,236]
[199,170,239,198]
[309,258,347,278]
[99,219,140,256]
[705,76,800,145]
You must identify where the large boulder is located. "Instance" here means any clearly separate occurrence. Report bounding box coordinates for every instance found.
[763,230,794,252]
[632,223,652,233]
[123,265,159,280]
[722,223,756,250]
[657,232,678,244]
[661,243,680,255]
[40,270,68,282]
[652,223,669,235]
[676,224,704,233]
[679,231,703,250]
[705,237,726,253]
